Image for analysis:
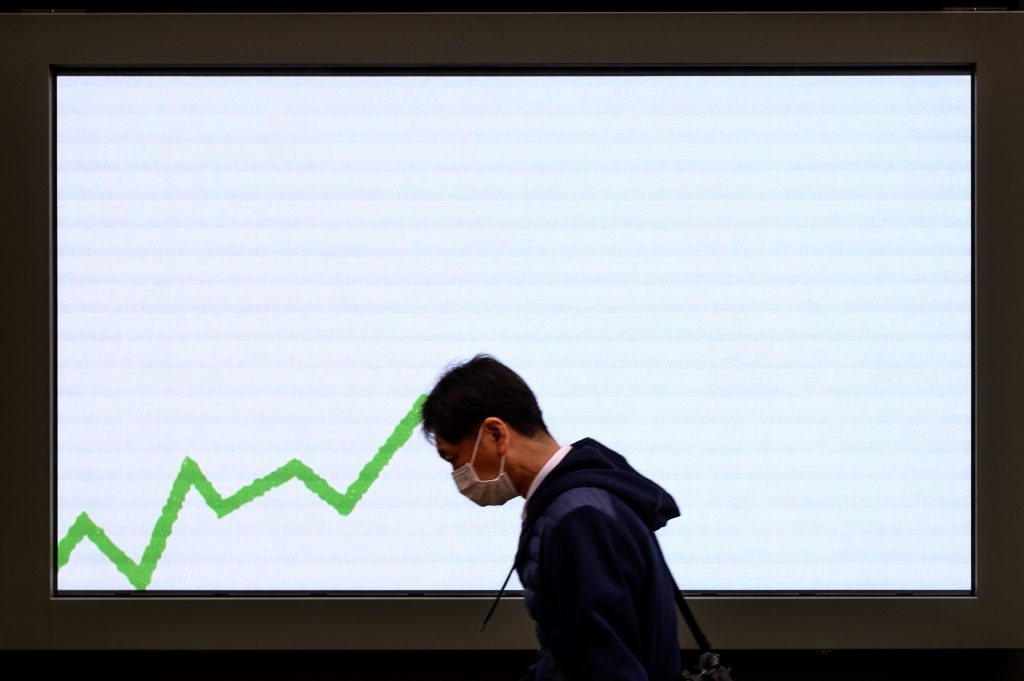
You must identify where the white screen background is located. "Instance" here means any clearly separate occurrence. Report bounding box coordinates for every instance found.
[56,74,971,592]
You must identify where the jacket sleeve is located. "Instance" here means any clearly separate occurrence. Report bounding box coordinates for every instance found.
[520,648,558,681]
[540,502,650,681]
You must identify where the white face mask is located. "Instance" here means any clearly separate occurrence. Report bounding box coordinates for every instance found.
[452,425,519,506]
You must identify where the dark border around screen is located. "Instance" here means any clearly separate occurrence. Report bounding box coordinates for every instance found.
[8,11,1018,649]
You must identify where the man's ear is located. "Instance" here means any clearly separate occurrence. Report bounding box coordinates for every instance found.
[482,417,510,455]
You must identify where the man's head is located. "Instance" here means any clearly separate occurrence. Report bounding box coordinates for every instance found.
[421,353,549,447]
[422,354,555,502]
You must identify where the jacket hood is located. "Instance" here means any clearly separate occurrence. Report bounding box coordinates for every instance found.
[523,437,680,533]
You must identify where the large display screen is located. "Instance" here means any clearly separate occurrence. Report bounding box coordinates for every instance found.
[55,72,971,593]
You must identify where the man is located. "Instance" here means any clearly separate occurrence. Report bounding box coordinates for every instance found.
[421,354,682,681]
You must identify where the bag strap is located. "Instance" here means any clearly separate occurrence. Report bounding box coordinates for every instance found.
[652,532,713,653]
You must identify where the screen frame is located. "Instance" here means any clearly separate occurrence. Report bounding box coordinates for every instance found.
[3,10,1022,649]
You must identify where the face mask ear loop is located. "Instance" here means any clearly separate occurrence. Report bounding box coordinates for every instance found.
[469,424,485,466]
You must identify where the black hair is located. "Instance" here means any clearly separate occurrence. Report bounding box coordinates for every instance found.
[421,353,549,445]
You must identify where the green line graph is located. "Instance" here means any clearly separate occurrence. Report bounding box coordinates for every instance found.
[57,394,427,591]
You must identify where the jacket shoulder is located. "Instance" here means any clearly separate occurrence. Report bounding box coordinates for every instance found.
[520,486,625,584]
[541,486,620,524]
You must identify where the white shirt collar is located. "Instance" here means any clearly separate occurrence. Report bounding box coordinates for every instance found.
[523,443,573,517]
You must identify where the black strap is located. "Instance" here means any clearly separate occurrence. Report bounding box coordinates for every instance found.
[653,532,713,653]
[667,564,713,653]
[479,563,516,632]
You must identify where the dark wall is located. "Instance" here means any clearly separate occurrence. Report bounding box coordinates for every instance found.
[12,649,1024,679]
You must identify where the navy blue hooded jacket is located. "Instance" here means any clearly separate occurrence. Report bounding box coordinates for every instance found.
[515,437,682,681]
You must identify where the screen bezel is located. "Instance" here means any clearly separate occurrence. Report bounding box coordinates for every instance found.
[3,10,1021,649]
